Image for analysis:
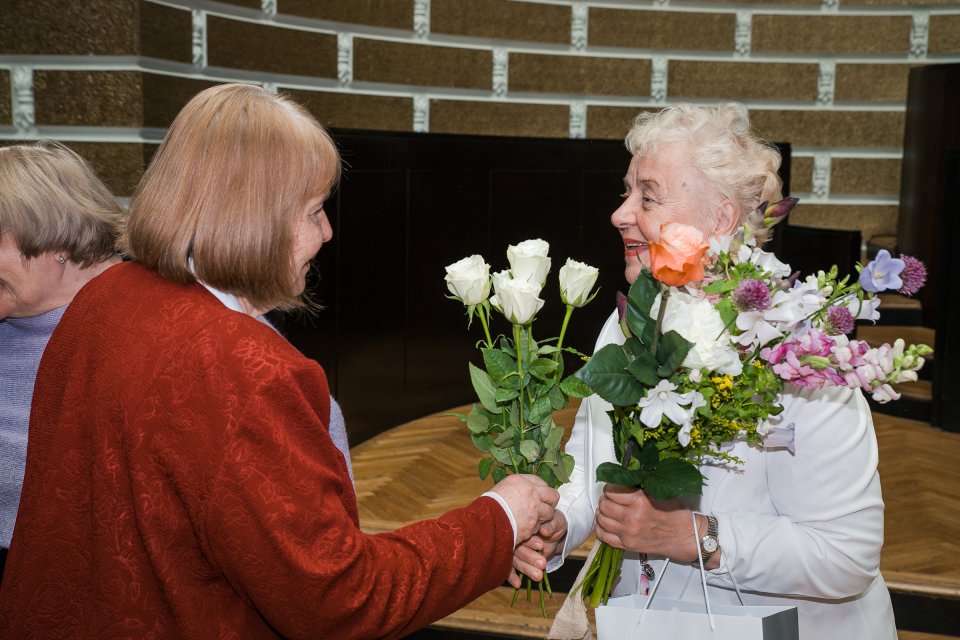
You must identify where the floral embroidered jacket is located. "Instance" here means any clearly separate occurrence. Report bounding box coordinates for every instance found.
[0,262,512,639]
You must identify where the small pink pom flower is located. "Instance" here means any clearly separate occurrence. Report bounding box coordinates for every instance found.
[732,279,771,311]
[898,255,927,297]
[826,305,855,336]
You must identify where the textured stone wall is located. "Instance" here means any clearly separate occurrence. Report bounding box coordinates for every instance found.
[2,0,960,242]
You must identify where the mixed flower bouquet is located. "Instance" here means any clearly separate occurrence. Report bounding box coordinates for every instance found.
[444,239,599,614]
[573,198,932,608]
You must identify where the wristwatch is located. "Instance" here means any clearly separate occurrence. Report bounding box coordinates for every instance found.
[699,514,719,563]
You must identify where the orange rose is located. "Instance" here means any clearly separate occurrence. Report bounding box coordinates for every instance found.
[648,222,709,286]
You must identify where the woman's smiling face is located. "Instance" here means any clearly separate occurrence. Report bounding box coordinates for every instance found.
[610,142,732,284]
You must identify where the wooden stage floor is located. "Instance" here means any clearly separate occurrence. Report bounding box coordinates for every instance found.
[351,401,960,638]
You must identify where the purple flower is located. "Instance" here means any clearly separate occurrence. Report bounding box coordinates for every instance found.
[763,196,799,221]
[826,305,855,336]
[859,250,905,293]
[732,279,771,311]
[898,255,927,297]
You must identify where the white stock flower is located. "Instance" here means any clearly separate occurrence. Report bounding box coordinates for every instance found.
[444,255,491,305]
[507,239,551,286]
[736,245,792,279]
[559,258,598,307]
[638,380,704,429]
[651,291,743,375]
[496,278,544,325]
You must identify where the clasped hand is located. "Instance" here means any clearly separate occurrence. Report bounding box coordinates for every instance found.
[509,484,710,586]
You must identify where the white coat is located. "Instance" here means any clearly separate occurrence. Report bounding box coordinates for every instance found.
[550,310,897,639]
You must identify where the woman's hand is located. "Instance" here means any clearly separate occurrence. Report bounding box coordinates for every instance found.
[508,510,568,587]
[595,484,719,568]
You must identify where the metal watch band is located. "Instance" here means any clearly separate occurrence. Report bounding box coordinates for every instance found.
[700,514,719,562]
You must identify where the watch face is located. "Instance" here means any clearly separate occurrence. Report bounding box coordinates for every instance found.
[702,536,719,554]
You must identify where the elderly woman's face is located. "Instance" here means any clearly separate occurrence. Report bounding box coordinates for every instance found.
[290,193,333,295]
[611,143,731,284]
[0,234,68,320]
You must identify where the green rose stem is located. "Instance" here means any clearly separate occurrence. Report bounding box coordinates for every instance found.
[554,304,575,364]
[477,303,494,349]
[577,286,672,608]
[513,323,527,436]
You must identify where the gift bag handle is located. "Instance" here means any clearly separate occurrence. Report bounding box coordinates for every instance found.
[637,512,734,631]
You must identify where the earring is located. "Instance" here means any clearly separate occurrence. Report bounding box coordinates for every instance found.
[57,255,67,264]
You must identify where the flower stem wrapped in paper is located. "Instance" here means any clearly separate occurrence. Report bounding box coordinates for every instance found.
[572,198,932,608]
[444,240,599,616]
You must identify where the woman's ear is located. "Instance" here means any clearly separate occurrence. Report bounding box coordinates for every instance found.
[714,198,739,237]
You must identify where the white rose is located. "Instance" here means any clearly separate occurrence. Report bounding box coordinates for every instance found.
[651,291,743,375]
[559,258,599,307]
[444,255,491,305]
[496,278,544,325]
[507,239,551,286]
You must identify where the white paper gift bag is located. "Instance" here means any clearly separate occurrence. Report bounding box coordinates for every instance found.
[596,592,798,639]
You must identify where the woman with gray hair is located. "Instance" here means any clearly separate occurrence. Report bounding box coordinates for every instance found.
[0,141,124,581]
[512,103,896,638]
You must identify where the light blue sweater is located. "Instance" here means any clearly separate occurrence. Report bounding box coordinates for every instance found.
[0,305,68,548]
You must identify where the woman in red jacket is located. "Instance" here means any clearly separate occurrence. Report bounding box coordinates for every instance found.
[0,83,558,639]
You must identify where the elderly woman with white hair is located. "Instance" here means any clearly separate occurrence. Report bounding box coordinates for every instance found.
[511,103,896,638]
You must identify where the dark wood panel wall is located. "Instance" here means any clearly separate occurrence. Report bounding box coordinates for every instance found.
[282,131,789,444]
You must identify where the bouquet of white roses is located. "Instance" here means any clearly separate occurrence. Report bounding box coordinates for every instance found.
[573,198,932,608]
[445,239,598,614]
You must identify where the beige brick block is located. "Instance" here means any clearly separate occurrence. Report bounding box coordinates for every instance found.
[207,16,337,78]
[752,15,911,55]
[430,100,569,138]
[791,157,814,194]
[61,142,148,196]
[0,70,10,125]
[749,110,905,149]
[279,0,412,29]
[788,203,898,241]
[0,0,137,55]
[835,64,912,103]
[282,89,412,132]
[670,61,818,101]
[215,0,260,8]
[845,0,958,4]
[141,1,192,64]
[432,0,570,44]
[34,71,143,127]
[585,106,657,140]
[354,39,491,90]
[929,15,960,54]
[509,54,650,96]
[142,75,220,128]
[830,158,902,197]
[590,9,735,51]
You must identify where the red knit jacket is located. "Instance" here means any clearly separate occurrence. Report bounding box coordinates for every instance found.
[0,262,512,639]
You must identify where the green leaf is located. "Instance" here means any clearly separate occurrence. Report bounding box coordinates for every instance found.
[625,270,659,341]
[715,298,738,332]
[490,446,514,465]
[495,387,519,403]
[478,457,494,480]
[642,458,704,500]
[557,452,575,484]
[529,358,559,382]
[543,424,564,451]
[548,384,567,410]
[537,464,558,487]
[528,394,553,425]
[656,329,693,377]
[469,362,501,414]
[576,344,645,406]
[595,461,648,487]
[636,440,660,470]
[625,349,660,386]
[519,439,541,463]
[483,348,517,383]
[466,409,491,434]
[494,427,516,447]
[560,373,592,399]
[701,279,738,294]
[492,466,508,483]
[471,433,494,453]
